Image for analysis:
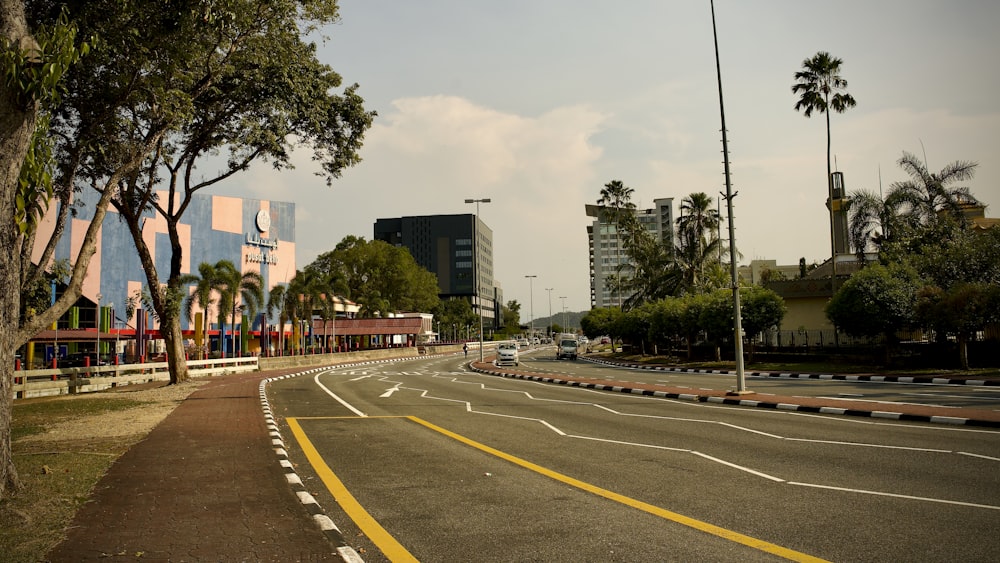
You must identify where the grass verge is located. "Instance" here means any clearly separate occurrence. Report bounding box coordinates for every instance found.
[1,397,151,563]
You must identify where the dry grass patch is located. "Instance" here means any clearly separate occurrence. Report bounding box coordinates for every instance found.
[1,382,204,563]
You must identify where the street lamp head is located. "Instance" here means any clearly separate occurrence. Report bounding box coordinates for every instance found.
[464,199,474,203]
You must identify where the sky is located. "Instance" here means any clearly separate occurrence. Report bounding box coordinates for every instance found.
[208,0,1000,318]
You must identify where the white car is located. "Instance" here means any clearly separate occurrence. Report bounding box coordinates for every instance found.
[496,342,519,366]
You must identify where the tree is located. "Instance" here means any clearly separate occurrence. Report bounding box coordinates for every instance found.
[2,2,93,499]
[306,236,440,318]
[739,286,786,362]
[792,51,857,286]
[649,297,685,355]
[916,283,1000,370]
[265,283,292,355]
[217,261,264,357]
[851,153,979,265]
[184,261,224,359]
[432,298,478,340]
[699,290,734,362]
[580,307,624,346]
[501,300,521,336]
[887,152,978,232]
[826,263,918,365]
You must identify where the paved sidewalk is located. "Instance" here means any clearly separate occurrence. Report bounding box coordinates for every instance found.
[45,359,1000,563]
[45,369,350,563]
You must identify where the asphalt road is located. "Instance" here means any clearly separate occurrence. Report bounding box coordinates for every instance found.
[267,350,1000,562]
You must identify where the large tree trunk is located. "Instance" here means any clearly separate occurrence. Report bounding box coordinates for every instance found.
[159,309,188,384]
[123,211,190,383]
[958,333,969,371]
[0,0,36,499]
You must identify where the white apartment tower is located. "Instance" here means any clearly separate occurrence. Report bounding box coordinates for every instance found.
[585,198,674,309]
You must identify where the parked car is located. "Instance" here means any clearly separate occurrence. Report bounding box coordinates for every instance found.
[496,341,519,366]
[517,338,529,349]
[62,352,108,368]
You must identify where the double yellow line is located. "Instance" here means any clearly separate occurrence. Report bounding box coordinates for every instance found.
[286,416,827,562]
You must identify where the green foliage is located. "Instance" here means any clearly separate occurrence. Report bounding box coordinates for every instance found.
[1,9,89,108]
[306,236,440,316]
[826,263,918,339]
[500,300,521,335]
[4,9,92,234]
[740,286,787,341]
[580,307,623,340]
[432,298,479,336]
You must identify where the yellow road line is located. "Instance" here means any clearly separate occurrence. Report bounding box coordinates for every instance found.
[285,417,417,562]
[408,416,828,563]
[288,415,828,563]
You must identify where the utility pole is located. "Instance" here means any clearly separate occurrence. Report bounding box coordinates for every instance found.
[711,0,748,394]
[525,275,536,341]
[545,288,553,337]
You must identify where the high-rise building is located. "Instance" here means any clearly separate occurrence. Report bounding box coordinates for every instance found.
[373,214,499,331]
[585,198,674,309]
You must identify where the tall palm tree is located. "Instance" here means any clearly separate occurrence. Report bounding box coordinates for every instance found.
[286,268,326,353]
[212,260,264,358]
[674,192,722,292]
[265,283,292,356]
[792,51,857,286]
[597,180,636,308]
[184,262,222,358]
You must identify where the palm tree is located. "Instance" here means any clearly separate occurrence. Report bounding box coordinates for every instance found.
[848,153,979,264]
[265,284,290,356]
[673,192,723,293]
[597,180,636,308]
[286,269,326,353]
[887,151,978,230]
[792,51,857,286]
[184,262,222,358]
[212,260,264,358]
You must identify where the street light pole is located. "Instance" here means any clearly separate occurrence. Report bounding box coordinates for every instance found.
[465,198,491,361]
[559,296,567,333]
[524,275,536,342]
[545,288,553,337]
[711,0,747,394]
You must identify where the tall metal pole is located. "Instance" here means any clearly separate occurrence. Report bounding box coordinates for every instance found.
[559,296,567,333]
[465,198,491,361]
[525,275,536,341]
[545,288,553,336]
[711,0,747,393]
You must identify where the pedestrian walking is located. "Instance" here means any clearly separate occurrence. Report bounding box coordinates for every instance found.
[463,343,468,357]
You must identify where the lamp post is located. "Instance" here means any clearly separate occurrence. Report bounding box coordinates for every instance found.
[465,197,491,361]
[559,296,567,333]
[524,275,536,342]
[545,288,553,337]
[710,0,747,393]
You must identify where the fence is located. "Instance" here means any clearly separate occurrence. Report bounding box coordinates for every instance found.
[12,356,260,400]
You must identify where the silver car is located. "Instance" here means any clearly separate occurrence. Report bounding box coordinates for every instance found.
[496,341,519,366]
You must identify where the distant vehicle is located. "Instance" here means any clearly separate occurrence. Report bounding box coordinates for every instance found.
[531,337,540,345]
[496,341,519,366]
[555,333,578,360]
[599,336,611,344]
[578,336,589,345]
[517,338,530,349]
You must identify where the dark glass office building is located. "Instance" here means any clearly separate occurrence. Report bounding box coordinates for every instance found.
[374,214,500,331]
